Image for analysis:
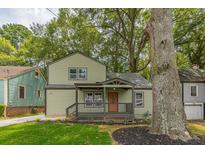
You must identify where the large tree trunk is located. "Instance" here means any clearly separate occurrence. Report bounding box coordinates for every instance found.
[147,9,191,141]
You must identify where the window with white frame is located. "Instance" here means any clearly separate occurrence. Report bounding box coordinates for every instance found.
[68,67,87,80]
[19,86,25,99]
[191,85,198,96]
[69,68,77,79]
[85,92,103,107]
[85,92,93,107]
[135,92,144,107]
[78,68,87,80]
[94,92,103,107]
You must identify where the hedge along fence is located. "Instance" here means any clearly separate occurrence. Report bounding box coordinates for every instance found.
[0,105,5,116]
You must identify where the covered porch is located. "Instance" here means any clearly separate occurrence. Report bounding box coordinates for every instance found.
[66,78,135,120]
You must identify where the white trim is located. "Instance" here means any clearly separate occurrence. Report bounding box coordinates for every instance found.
[134,92,144,108]
[78,67,87,80]
[68,67,77,80]
[18,85,26,99]
[184,103,204,120]
[3,79,8,106]
[190,85,198,97]
[68,67,87,80]
[84,91,103,108]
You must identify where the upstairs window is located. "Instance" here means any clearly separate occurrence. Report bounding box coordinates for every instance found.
[19,86,25,99]
[191,85,198,96]
[135,92,144,107]
[78,68,87,80]
[68,67,87,80]
[69,68,77,80]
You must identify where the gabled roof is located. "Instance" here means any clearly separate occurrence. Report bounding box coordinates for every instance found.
[0,66,32,79]
[48,52,106,67]
[179,68,205,82]
[101,77,134,86]
[107,73,152,89]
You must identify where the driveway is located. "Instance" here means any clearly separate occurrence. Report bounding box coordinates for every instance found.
[0,114,45,127]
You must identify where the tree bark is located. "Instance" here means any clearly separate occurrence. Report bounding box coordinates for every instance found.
[147,9,191,141]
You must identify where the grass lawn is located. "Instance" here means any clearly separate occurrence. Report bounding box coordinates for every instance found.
[187,122,205,136]
[0,121,205,145]
[0,122,112,145]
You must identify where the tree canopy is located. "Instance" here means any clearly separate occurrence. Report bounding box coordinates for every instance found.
[0,8,204,79]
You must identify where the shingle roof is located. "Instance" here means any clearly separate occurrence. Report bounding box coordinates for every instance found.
[0,66,32,78]
[178,68,205,82]
[107,73,152,89]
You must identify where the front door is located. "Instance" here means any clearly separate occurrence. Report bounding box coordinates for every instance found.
[108,92,118,112]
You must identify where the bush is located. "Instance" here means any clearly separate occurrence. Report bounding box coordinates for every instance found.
[31,107,38,114]
[45,119,51,123]
[0,105,5,117]
[35,118,41,122]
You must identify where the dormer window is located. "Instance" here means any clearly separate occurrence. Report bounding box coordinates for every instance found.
[68,67,87,80]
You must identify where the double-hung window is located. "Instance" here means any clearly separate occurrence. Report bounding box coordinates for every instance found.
[19,86,25,99]
[135,92,144,107]
[69,68,77,79]
[191,85,198,96]
[68,67,87,80]
[85,92,103,107]
[78,68,87,80]
[94,92,103,107]
[85,92,93,107]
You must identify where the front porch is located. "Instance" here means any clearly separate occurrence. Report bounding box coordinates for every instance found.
[66,78,135,120]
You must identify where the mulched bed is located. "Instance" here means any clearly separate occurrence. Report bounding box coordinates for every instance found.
[112,126,205,145]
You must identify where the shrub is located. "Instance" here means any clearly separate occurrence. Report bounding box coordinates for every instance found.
[45,119,51,123]
[35,118,41,122]
[0,105,5,117]
[31,107,38,114]
[55,118,62,123]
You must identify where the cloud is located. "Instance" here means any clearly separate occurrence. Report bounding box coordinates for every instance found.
[0,8,58,28]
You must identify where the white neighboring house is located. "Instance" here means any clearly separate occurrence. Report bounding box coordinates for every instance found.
[179,68,205,120]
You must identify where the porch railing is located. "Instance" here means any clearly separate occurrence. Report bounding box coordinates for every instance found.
[66,102,133,117]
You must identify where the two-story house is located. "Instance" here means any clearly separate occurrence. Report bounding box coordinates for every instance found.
[45,52,152,121]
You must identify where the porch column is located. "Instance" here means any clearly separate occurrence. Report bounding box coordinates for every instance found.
[75,87,78,117]
[103,87,106,119]
[132,86,135,119]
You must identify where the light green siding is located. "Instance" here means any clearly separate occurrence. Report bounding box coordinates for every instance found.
[46,87,153,119]
[0,80,4,104]
[8,70,46,107]
[48,53,106,85]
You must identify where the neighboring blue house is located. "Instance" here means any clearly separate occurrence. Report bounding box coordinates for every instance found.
[0,66,46,116]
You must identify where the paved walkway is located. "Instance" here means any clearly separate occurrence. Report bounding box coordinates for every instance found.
[0,114,45,127]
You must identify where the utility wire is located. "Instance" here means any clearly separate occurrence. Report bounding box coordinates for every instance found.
[46,8,59,18]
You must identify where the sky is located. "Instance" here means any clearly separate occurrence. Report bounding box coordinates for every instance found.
[0,8,59,29]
